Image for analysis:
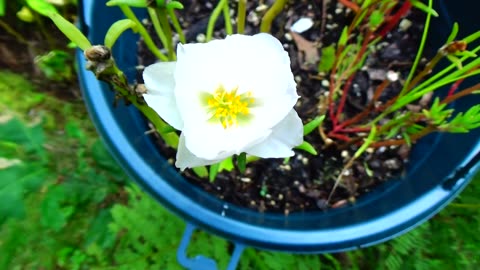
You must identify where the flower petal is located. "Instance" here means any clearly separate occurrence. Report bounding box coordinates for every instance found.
[245,109,303,158]
[182,123,271,160]
[143,62,183,130]
[175,133,223,170]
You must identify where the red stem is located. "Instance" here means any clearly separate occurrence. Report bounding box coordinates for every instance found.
[328,133,352,142]
[337,127,372,133]
[441,82,480,105]
[377,1,412,38]
[447,78,465,97]
[333,29,373,127]
[334,74,355,123]
[337,0,360,13]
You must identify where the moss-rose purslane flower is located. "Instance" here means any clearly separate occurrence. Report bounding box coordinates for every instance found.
[143,33,303,169]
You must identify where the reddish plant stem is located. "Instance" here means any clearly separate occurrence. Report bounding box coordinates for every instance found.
[328,133,352,142]
[337,0,360,13]
[406,53,443,92]
[336,105,373,131]
[335,76,390,131]
[334,74,355,123]
[372,79,391,101]
[328,75,339,128]
[447,78,465,97]
[328,49,342,128]
[337,127,372,133]
[377,0,412,38]
[446,68,479,97]
[333,29,373,126]
[440,82,480,104]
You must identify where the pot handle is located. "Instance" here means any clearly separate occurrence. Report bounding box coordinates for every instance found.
[177,223,245,270]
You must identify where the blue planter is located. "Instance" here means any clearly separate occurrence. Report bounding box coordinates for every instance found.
[77,0,480,267]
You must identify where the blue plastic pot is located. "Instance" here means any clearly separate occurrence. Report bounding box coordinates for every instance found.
[77,1,480,269]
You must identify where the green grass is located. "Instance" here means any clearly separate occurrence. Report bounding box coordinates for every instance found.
[1,69,479,269]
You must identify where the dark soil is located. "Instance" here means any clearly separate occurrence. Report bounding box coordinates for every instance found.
[139,0,427,214]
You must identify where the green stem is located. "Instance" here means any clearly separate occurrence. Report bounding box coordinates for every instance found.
[206,0,228,41]
[119,5,168,61]
[260,0,288,33]
[237,0,247,34]
[0,19,29,45]
[147,7,169,51]
[156,8,176,60]
[400,0,433,96]
[222,0,233,35]
[412,45,480,94]
[93,59,179,147]
[167,8,186,44]
[449,203,480,209]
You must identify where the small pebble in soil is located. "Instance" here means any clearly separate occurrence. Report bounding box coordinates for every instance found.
[387,70,400,82]
[196,33,206,43]
[255,4,268,12]
[240,177,251,183]
[383,158,402,170]
[399,19,412,31]
[322,80,330,87]
[247,11,260,25]
[285,32,293,41]
[341,150,350,159]
[290,17,314,33]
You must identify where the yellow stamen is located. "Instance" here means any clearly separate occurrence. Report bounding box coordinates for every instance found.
[205,85,255,128]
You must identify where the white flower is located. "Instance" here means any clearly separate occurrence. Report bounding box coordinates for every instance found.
[143,33,303,170]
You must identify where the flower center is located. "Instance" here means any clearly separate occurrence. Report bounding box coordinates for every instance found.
[205,85,255,128]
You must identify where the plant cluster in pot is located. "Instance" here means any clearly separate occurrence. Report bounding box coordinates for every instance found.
[49,0,480,268]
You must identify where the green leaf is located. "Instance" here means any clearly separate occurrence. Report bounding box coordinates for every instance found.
[84,209,116,248]
[65,120,86,144]
[104,19,137,48]
[0,117,46,160]
[0,0,5,16]
[463,30,480,44]
[155,0,165,8]
[90,140,123,175]
[303,115,325,135]
[192,166,208,178]
[35,50,72,81]
[16,6,35,22]
[48,13,91,50]
[237,152,247,173]
[446,23,459,44]
[441,104,480,132]
[338,26,349,47]
[41,185,75,231]
[26,0,58,17]
[0,164,47,225]
[295,141,318,155]
[369,10,384,29]
[209,163,220,182]
[318,45,336,73]
[402,131,412,147]
[218,157,234,172]
[410,0,439,17]
[354,125,376,158]
[106,0,147,7]
[167,1,184,10]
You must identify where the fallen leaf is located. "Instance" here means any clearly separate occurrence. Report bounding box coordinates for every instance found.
[290,31,320,71]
